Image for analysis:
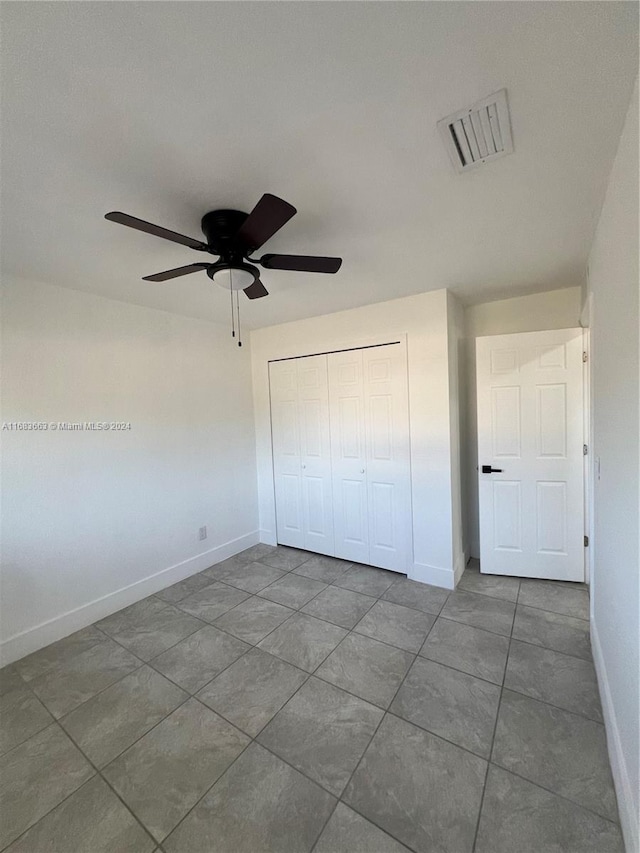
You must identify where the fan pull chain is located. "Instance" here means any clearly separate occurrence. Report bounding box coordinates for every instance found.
[236,286,242,347]
[229,270,236,339]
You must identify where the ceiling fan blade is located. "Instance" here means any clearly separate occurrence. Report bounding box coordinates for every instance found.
[142,263,209,282]
[244,279,269,300]
[235,194,297,252]
[106,212,208,251]
[259,254,342,273]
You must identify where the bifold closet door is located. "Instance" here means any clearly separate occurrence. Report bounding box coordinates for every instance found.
[327,350,369,565]
[328,344,411,572]
[269,356,334,555]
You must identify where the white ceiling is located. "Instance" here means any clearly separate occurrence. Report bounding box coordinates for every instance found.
[1,2,637,328]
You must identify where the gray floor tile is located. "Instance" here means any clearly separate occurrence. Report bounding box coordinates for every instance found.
[316,633,413,708]
[97,598,203,661]
[237,543,278,563]
[203,546,276,581]
[258,677,383,795]
[197,648,307,736]
[0,683,52,756]
[475,765,624,853]
[492,690,618,821]
[5,775,155,853]
[258,573,327,609]
[458,564,520,602]
[151,625,250,693]
[59,666,187,767]
[354,600,435,652]
[200,556,243,581]
[259,546,313,571]
[505,639,602,721]
[155,572,215,604]
[222,562,286,593]
[103,698,249,842]
[294,554,353,583]
[390,657,500,757]
[344,714,486,853]
[335,565,397,597]
[512,604,592,660]
[440,590,515,636]
[258,613,347,672]
[382,578,450,615]
[0,667,25,698]
[163,743,336,853]
[314,803,411,853]
[0,724,95,849]
[419,618,509,684]
[174,582,249,623]
[28,640,140,718]
[14,626,107,682]
[213,596,294,644]
[302,585,376,629]
[518,579,590,619]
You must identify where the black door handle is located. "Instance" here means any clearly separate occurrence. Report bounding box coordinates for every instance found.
[482,465,503,473]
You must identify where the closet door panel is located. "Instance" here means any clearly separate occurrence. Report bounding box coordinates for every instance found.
[328,350,369,564]
[269,361,304,548]
[364,346,412,572]
[298,355,334,555]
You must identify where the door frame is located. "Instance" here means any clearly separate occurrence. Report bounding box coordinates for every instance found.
[583,326,593,586]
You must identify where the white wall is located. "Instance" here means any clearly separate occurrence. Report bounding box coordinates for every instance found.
[250,289,460,588]
[1,276,259,664]
[447,291,467,580]
[464,287,583,557]
[586,78,639,853]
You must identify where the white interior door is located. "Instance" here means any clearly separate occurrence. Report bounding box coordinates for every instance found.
[363,346,412,572]
[270,356,334,554]
[476,329,584,581]
[328,350,369,565]
[297,356,334,555]
[328,343,411,573]
[269,360,304,549]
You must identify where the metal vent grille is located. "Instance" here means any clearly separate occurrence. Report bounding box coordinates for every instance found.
[438,89,514,173]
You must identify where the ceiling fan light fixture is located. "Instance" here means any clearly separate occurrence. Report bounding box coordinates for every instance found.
[207,263,258,291]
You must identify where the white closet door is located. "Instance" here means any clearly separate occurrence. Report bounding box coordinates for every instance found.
[328,350,369,565]
[297,356,334,555]
[269,360,304,548]
[363,346,412,572]
[270,355,334,554]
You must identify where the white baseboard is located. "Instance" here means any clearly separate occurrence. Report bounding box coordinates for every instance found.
[591,620,639,853]
[0,530,260,667]
[409,561,455,590]
[259,529,278,547]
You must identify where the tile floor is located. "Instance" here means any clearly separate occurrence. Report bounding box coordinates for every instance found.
[0,547,623,853]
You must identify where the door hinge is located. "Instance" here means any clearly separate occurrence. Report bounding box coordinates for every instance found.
[584,535,589,547]
[583,351,588,363]
[583,444,588,456]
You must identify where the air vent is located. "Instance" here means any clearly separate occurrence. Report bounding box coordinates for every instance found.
[438,89,513,173]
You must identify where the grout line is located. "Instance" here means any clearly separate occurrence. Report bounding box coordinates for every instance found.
[471,610,513,852]
[331,650,424,853]
[308,799,341,853]
[484,759,623,827]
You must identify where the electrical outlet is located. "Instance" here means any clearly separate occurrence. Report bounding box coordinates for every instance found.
[198,526,207,541]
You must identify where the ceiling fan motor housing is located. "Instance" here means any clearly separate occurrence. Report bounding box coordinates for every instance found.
[200,209,249,258]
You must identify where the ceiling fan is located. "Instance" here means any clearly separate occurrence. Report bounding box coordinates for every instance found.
[105,193,342,303]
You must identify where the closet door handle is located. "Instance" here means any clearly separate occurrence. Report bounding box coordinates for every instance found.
[301,464,306,469]
[360,468,365,474]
